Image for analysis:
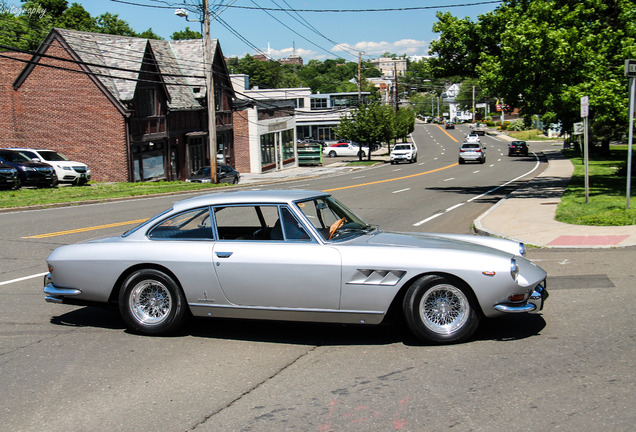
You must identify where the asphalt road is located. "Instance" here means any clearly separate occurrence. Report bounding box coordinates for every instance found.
[1,123,634,431]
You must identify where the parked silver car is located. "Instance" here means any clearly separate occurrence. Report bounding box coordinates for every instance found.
[44,190,547,344]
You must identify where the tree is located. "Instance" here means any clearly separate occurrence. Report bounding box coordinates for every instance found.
[95,12,137,37]
[430,0,636,152]
[171,27,202,40]
[336,103,393,161]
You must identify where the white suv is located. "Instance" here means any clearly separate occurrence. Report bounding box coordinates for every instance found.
[390,143,418,164]
[9,148,90,185]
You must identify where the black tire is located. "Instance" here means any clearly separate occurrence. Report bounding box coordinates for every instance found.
[403,275,481,344]
[328,150,337,158]
[119,269,188,335]
[458,159,465,164]
[480,157,485,164]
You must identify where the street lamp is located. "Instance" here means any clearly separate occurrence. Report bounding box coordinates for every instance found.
[175,2,217,183]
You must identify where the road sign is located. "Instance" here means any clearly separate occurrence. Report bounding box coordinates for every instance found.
[625,59,636,77]
[573,122,584,135]
[581,96,589,118]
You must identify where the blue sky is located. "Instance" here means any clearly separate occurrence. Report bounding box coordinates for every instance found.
[76,0,500,62]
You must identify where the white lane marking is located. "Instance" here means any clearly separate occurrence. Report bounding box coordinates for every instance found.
[473,170,480,173]
[393,188,411,194]
[444,177,455,181]
[0,272,48,286]
[413,156,542,227]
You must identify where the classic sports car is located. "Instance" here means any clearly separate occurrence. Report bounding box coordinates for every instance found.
[44,190,548,344]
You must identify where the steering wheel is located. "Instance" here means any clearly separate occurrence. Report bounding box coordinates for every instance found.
[328,217,346,240]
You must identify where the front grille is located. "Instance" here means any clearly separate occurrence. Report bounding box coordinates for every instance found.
[73,166,87,173]
[36,167,54,174]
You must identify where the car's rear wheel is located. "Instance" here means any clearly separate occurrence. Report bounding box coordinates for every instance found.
[119,269,188,335]
[328,150,337,157]
[403,275,481,344]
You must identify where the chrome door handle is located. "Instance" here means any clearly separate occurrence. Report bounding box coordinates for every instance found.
[215,251,233,258]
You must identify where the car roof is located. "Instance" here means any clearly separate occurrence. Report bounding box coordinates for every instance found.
[172,190,330,211]
[6,148,53,152]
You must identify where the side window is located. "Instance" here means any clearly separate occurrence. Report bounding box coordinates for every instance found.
[148,207,213,240]
[275,207,311,241]
[213,205,279,241]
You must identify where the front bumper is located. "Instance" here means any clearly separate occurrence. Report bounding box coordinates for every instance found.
[44,273,82,304]
[493,282,548,314]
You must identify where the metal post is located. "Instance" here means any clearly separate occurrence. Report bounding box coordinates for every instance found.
[627,77,635,209]
[584,116,589,204]
[203,0,217,183]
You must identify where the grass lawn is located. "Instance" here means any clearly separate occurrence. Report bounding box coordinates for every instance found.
[557,145,636,226]
[0,181,227,209]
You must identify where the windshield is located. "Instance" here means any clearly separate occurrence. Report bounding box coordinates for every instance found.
[0,150,31,163]
[394,145,410,150]
[295,195,374,241]
[38,151,69,161]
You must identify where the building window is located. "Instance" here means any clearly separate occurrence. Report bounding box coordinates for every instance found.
[261,133,275,166]
[310,97,329,110]
[132,140,165,181]
[282,129,294,160]
[137,88,157,117]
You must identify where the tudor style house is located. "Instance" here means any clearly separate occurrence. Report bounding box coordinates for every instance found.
[1,28,234,182]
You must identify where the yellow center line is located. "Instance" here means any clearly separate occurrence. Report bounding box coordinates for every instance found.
[435,124,459,142]
[25,159,458,238]
[23,219,148,239]
[323,162,458,192]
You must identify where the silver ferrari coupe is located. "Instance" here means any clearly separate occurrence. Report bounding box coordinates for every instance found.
[44,190,548,344]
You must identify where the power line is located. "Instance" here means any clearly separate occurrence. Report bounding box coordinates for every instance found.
[109,0,502,13]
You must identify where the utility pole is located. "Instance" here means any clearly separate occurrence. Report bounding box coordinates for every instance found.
[472,86,475,123]
[357,51,362,106]
[203,0,217,183]
[394,61,398,113]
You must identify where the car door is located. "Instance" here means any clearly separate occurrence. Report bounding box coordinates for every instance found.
[212,205,342,310]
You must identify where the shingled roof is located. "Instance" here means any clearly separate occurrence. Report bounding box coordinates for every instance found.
[16,28,231,113]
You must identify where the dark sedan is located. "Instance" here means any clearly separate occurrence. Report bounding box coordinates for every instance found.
[508,141,529,156]
[0,149,57,188]
[186,165,240,184]
[0,163,20,190]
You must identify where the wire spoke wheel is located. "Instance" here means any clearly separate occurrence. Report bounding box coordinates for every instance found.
[419,285,469,335]
[119,269,187,335]
[403,275,481,344]
[129,280,172,325]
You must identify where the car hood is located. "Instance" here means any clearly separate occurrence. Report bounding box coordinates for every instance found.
[354,231,522,257]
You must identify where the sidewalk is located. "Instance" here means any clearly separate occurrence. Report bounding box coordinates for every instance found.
[474,150,636,248]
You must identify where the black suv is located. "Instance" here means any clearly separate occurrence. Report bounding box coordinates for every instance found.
[508,141,529,156]
[0,149,58,188]
[0,162,19,190]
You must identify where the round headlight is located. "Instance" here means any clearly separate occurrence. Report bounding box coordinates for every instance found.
[510,258,519,280]
[519,242,526,256]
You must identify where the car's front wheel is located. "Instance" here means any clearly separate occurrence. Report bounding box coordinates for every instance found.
[119,269,188,335]
[403,275,481,344]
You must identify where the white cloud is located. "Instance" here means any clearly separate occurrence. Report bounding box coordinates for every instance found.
[332,39,429,57]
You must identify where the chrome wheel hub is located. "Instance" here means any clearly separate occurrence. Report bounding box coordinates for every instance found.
[420,285,469,335]
[129,280,172,325]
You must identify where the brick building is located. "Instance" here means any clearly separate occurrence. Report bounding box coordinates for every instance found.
[0,28,235,182]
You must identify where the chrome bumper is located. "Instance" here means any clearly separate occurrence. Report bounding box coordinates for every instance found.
[494,283,548,314]
[44,278,82,304]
